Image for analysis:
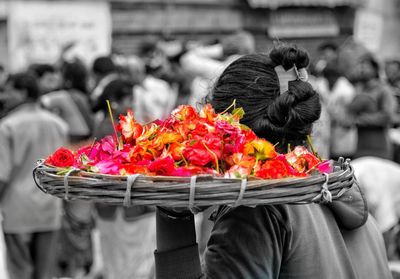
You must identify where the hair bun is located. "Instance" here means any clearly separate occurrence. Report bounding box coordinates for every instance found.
[264,80,321,140]
[269,44,310,70]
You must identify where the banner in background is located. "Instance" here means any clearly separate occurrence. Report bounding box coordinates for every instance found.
[354,9,383,54]
[8,1,111,72]
[268,8,339,38]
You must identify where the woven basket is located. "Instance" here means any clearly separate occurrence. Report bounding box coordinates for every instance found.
[33,158,354,209]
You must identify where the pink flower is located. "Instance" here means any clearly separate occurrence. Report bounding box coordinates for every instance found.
[94,160,122,175]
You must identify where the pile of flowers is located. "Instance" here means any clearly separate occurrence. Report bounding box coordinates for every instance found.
[45,104,332,179]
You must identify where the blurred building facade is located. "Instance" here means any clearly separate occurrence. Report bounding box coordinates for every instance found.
[1,0,396,70]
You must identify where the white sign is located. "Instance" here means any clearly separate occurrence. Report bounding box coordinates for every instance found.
[268,9,339,38]
[8,1,111,72]
[354,9,383,53]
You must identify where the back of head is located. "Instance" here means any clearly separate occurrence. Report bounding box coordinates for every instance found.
[92,56,115,76]
[28,64,55,78]
[61,59,88,93]
[222,31,255,56]
[7,72,40,101]
[318,41,338,53]
[210,44,321,149]
[360,53,380,79]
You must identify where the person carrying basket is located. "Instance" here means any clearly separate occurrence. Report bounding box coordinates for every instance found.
[154,45,392,279]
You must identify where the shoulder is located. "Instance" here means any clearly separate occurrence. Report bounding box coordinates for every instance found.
[36,109,69,132]
[145,76,171,89]
[40,90,69,105]
[212,205,293,238]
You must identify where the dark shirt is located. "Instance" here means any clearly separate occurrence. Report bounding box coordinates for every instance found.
[348,81,397,159]
[155,184,392,279]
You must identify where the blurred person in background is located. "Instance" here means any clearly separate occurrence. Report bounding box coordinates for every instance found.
[143,37,195,106]
[346,54,397,160]
[41,59,94,144]
[307,63,331,160]
[0,64,7,92]
[90,56,121,114]
[0,62,10,279]
[386,60,400,92]
[385,59,400,163]
[0,64,9,118]
[28,63,61,95]
[313,41,339,77]
[321,63,357,160]
[0,65,28,120]
[0,72,68,279]
[180,30,255,107]
[92,74,156,279]
[39,59,95,278]
[352,156,400,262]
[134,41,177,123]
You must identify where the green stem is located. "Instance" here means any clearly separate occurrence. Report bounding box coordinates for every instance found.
[306,135,321,160]
[202,142,219,173]
[219,99,236,115]
[106,100,123,150]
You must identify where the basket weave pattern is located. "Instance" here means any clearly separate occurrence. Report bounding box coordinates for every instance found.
[33,159,355,208]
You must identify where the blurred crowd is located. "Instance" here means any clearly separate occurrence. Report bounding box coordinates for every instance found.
[1,30,400,279]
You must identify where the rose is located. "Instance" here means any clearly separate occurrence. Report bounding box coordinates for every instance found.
[45,147,75,167]
[255,159,293,179]
[148,156,176,176]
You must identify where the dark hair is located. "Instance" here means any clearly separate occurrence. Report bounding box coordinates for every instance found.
[29,64,56,78]
[92,56,115,76]
[138,38,158,57]
[7,72,40,100]
[61,60,88,93]
[318,41,338,52]
[210,45,321,149]
[360,54,380,79]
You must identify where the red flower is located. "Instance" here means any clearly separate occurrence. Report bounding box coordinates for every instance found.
[170,166,216,177]
[123,160,152,175]
[148,156,176,176]
[255,159,293,179]
[285,146,322,173]
[45,147,75,168]
[183,134,222,167]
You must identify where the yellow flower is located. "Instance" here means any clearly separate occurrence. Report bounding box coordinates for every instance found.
[243,139,277,160]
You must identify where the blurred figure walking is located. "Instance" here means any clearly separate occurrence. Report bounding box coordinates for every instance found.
[347,54,397,160]
[0,72,68,279]
[40,59,95,278]
[180,30,255,107]
[92,75,156,279]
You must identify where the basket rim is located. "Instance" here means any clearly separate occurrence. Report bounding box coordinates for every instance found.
[34,160,354,185]
[33,159,355,207]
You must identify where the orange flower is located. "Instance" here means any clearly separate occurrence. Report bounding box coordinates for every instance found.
[168,142,184,161]
[152,131,184,150]
[171,105,197,121]
[199,104,217,123]
[243,139,277,160]
[118,110,143,143]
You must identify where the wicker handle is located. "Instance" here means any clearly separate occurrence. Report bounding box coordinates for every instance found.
[33,160,47,194]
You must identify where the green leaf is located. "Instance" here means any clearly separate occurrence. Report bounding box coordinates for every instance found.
[232,107,245,119]
[189,140,197,146]
[56,167,74,175]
